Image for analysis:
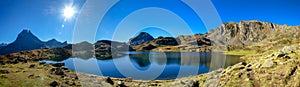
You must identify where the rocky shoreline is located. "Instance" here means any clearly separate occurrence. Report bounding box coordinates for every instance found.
[0,43,299,86]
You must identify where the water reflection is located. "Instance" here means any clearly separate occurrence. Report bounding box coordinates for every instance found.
[41,52,242,80]
[128,52,235,69]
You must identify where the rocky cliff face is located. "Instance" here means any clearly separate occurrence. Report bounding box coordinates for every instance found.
[0,30,68,55]
[133,34,212,52]
[128,32,154,46]
[95,40,134,59]
[132,20,300,52]
[206,20,300,50]
[177,34,211,46]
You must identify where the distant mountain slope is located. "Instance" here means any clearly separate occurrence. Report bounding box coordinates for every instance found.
[132,20,300,52]
[0,30,68,55]
[0,43,7,49]
[128,32,154,46]
[44,39,68,48]
[0,43,7,47]
[133,35,212,52]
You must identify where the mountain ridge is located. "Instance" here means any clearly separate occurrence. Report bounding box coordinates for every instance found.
[0,30,68,55]
[1,20,299,55]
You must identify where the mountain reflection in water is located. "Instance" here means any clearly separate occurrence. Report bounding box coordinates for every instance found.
[40,52,242,80]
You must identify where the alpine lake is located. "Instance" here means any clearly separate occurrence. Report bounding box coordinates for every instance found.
[40,52,242,80]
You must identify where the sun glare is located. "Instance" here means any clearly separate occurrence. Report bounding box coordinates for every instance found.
[63,6,75,19]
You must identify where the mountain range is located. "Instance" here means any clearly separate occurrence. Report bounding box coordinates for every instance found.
[0,30,68,55]
[1,20,299,55]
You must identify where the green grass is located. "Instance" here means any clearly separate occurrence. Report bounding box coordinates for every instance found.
[224,50,256,56]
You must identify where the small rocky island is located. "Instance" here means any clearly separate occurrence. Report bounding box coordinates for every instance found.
[0,20,300,86]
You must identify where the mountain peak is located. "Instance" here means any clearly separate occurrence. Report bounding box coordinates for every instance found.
[48,39,58,42]
[138,32,148,35]
[15,29,42,43]
[20,29,30,33]
[18,29,35,37]
[0,30,67,55]
[128,32,154,46]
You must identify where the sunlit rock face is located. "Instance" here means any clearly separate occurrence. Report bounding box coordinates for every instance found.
[128,32,154,46]
[206,20,300,50]
[0,30,67,55]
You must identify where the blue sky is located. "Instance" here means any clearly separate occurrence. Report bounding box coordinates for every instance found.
[0,0,300,43]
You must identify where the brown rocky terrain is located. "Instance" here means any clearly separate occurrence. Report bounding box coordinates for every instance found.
[207,20,300,51]
[133,35,212,52]
[132,20,300,53]
[0,40,299,87]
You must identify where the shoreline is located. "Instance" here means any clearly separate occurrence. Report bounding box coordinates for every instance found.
[1,44,300,86]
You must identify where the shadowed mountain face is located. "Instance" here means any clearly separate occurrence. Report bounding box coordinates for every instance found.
[128,32,154,46]
[0,43,7,46]
[95,40,134,59]
[45,39,67,48]
[0,43,7,49]
[0,30,67,55]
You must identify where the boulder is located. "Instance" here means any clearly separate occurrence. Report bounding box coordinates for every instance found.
[0,70,9,74]
[29,64,36,68]
[16,57,27,63]
[106,77,114,85]
[50,81,59,87]
[117,81,125,87]
[54,68,64,75]
[261,59,274,68]
[39,62,46,65]
[51,63,65,67]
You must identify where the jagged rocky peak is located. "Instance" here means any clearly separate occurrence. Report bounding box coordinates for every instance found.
[128,32,154,46]
[19,29,32,36]
[0,29,68,55]
[18,29,35,38]
[15,29,42,43]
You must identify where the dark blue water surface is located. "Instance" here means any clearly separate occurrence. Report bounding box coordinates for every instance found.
[40,52,241,80]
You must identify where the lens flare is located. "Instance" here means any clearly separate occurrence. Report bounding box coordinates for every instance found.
[63,6,75,19]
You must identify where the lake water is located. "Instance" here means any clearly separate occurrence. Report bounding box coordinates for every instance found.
[40,52,242,80]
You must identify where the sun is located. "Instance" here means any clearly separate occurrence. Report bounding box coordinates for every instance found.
[63,6,75,19]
